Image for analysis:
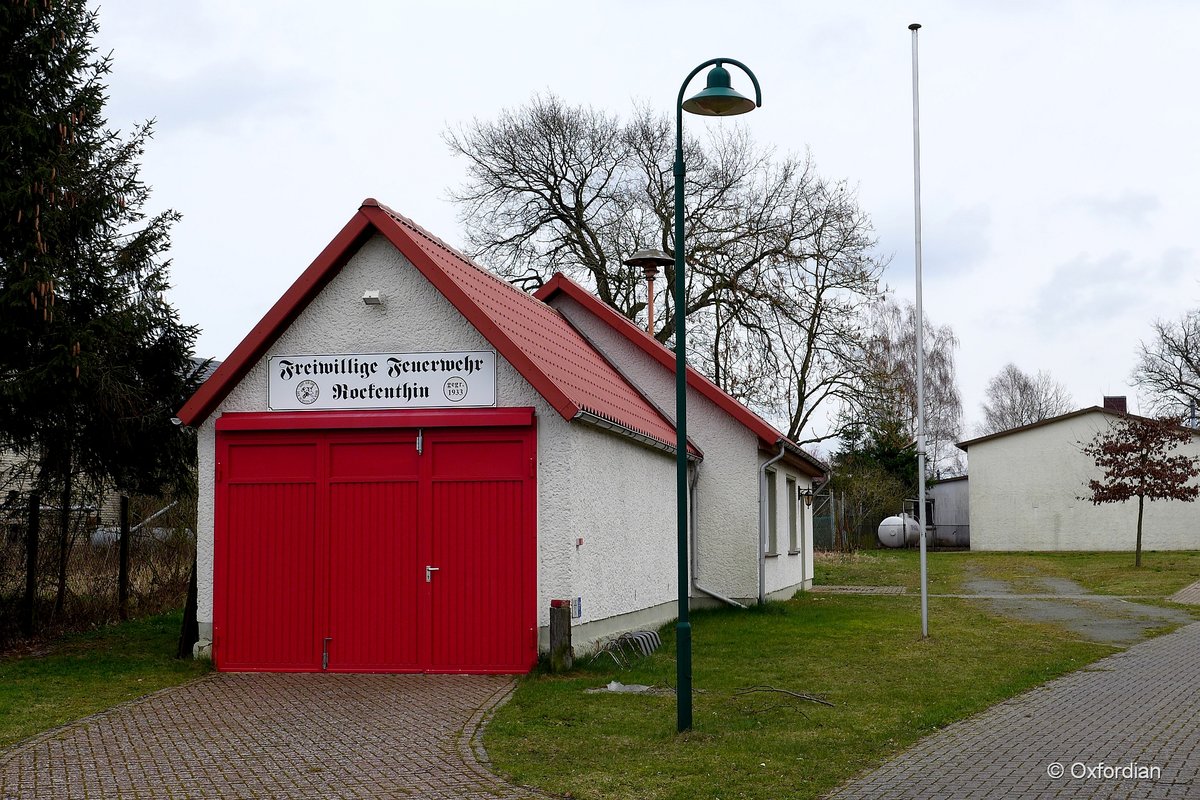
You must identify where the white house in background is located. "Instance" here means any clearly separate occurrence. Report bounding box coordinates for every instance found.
[177,199,827,674]
[957,400,1200,552]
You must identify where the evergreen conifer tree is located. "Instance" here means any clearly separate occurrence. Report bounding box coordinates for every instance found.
[1,0,200,633]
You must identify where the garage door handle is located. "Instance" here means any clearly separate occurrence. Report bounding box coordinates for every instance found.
[322,637,332,670]
[425,566,439,583]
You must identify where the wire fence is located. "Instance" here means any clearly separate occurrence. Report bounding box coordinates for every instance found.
[813,489,971,551]
[812,489,884,551]
[0,490,195,651]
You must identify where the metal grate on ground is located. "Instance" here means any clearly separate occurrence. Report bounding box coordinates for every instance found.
[809,585,907,595]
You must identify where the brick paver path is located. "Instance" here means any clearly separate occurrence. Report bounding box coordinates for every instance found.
[0,673,544,799]
[827,621,1200,799]
[1169,578,1200,605]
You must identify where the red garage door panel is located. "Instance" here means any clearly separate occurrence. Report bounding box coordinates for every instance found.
[328,439,419,479]
[220,441,319,671]
[430,477,526,671]
[215,422,535,674]
[328,438,421,672]
[430,438,525,479]
[227,441,317,481]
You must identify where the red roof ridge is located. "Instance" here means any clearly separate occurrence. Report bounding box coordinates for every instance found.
[361,206,693,453]
[370,201,533,304]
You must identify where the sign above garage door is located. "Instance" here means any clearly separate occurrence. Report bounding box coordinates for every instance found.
[268,351,497,411]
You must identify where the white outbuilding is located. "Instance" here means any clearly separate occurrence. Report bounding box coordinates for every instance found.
[178,199,826,673]
[958,401,1200,552]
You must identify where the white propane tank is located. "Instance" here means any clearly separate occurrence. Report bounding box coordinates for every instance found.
[877,514,922,548]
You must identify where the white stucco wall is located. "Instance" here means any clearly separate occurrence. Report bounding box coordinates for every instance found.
[562,422,677,626]
[196,234,678,649]
[968,411,1200,551]
[760,462,815,597]
[548,294,815,601]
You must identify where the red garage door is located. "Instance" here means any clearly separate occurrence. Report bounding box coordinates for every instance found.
[213,411,536,673]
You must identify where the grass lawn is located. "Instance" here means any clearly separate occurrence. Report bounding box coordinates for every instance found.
[815,548,1200,597]
[813,548,962,593]
[948,550,1200,596]
[486,549,1200,800]
[0,611,210,750]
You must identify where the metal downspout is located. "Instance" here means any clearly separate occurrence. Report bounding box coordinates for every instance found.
[689,462,746,609]
[758,441,787,606]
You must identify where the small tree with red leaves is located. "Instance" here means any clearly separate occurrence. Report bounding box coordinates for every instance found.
[1081,415,1200,567]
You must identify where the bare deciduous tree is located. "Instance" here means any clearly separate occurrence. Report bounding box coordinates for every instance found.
[445,94,886,444]
[856,298,963,476]
[978,363,1073,435]
[1080,414,1200,567]
[1133,310,1200,419]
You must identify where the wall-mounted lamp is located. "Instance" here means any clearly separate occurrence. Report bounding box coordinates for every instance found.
[799,488,814,508]
[362,290,382,305]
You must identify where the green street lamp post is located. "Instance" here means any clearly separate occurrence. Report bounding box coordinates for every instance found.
[672,59,761,733]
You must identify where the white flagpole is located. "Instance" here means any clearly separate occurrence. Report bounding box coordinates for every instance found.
[909,22,929,639]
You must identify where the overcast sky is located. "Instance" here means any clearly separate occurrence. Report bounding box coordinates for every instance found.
[93,0,1199,441]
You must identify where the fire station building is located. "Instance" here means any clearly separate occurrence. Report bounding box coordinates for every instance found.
[178,199,826,673]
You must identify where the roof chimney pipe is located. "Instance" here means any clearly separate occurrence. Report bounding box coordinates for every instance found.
[1103,396,1128,414]
[623,249,673,336]
[643,265,658,335]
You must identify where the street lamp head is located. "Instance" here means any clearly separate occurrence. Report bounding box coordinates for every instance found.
[681,63,756,117]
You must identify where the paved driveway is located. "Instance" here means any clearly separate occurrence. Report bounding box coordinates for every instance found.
[0,673,543,799]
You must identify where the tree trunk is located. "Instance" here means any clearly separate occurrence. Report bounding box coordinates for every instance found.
[118,495,130,620]
[22,491,40,638]
[53,465,73,618]
[177,555,199,659]
[1135,494,1145,568]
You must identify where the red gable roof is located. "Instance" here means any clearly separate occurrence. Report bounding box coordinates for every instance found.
[535,272,826,478]
[178,200,693,456]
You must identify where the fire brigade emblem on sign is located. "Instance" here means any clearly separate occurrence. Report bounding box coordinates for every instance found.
[295,380,319,405]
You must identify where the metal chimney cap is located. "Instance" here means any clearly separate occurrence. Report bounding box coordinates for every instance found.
[622,249,673,268]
